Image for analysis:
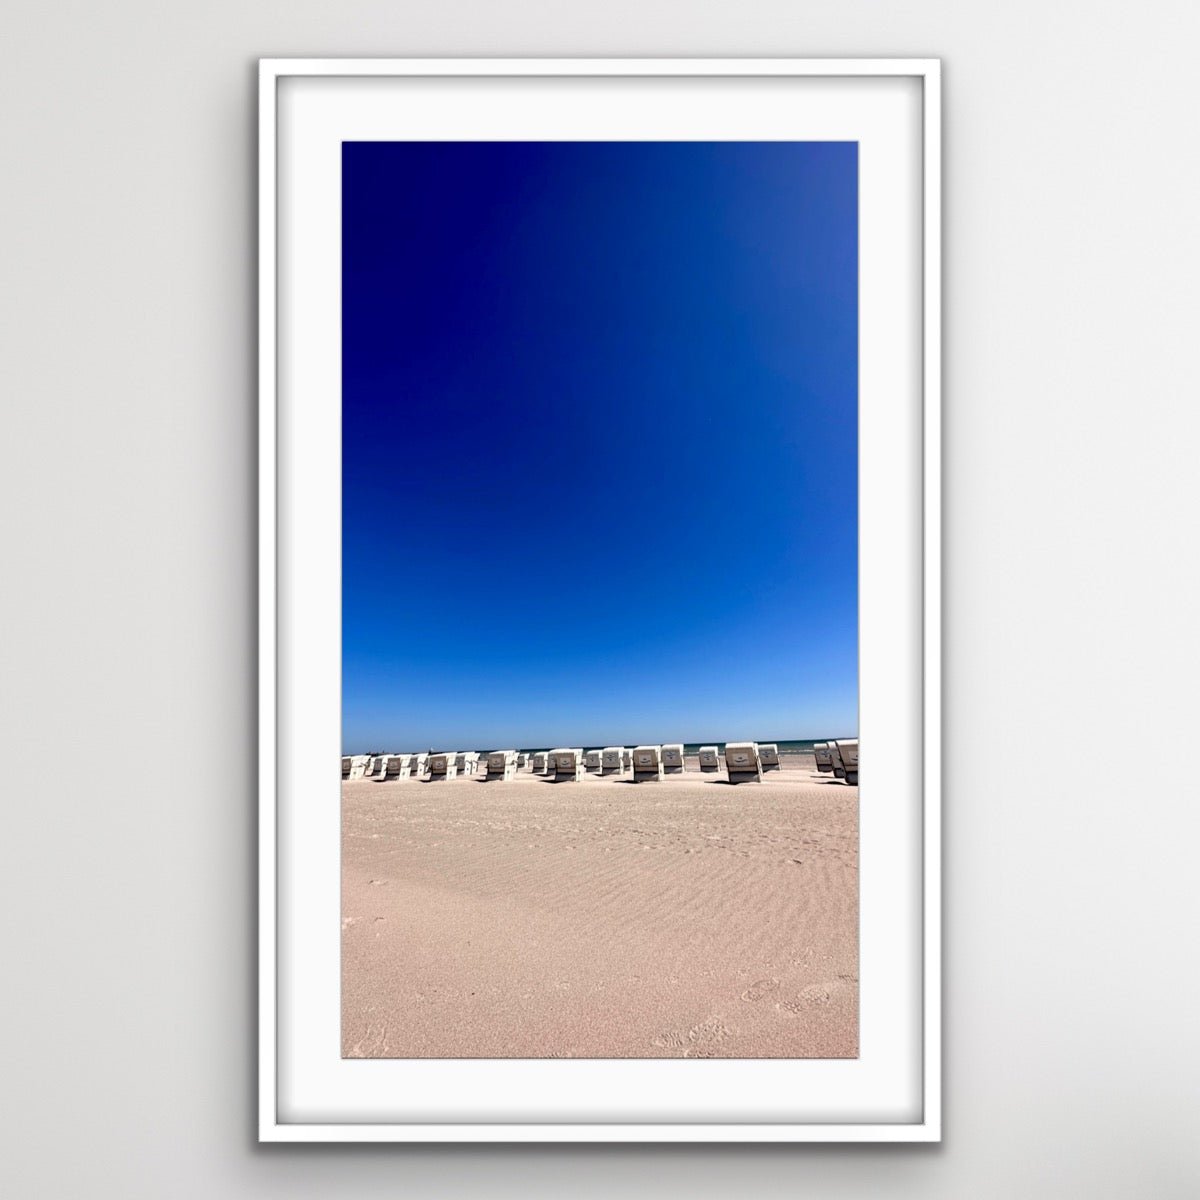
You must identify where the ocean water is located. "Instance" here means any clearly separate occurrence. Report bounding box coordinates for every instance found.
[680,740,845,755]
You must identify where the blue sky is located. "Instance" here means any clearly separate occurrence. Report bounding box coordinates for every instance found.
[343,141,857,752]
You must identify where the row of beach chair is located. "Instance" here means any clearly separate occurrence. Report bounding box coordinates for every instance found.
[812,740,859,785]
[343,741,858,786]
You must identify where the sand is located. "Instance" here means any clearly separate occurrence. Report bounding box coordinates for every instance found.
[342,756,857,1059]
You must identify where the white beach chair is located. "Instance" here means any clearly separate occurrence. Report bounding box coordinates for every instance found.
[631,745,664,783]
[347,755,371,780]
[622,749,633,770]
[342,756,352,779]
[813,742,834,773]
[400,752,428,781]
[377,754,405,781]
[724,742,763,784]
[427,752,458,781]
[485,750,518,781]
[697,746,720,772]
[369,756,391,780]
[759,743,781,772]
[531,752,549,775]
[834,739,858,785]
[517,753,527,769]
[661,743,685,774]
[551,748,585,781]
[601,746,626,776]
[454,751,480,777]
[828,743,846,781]
[583,749,603,773]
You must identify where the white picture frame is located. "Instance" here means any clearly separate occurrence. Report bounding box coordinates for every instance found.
[259,57,941,1142]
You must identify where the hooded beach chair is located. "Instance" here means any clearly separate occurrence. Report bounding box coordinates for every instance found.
[601,746,627,776]
[697,746,720,772]
[813,742,834,773]
[724,742,763,784]
[631,745,664,782]
[661,743,685,774]
[834,739,858,785]
[828,743,846,780]
[759,743,781,772]
[583,749,603,773]
[427,752,458,780]
[551,748,585,781]
[485,750,518,781]
[400,752,428,780]
[377,754,405,781]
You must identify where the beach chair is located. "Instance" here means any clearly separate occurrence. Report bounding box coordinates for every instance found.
[661,743,685,773]
[551,748,585,781]
[347,755,371,780]
[531,752,549,775]
[400,752,428,781]
[342,756,352,779]
[517,753,527,769]
[834,739,858,785]
[828,743,846,781]
[583,749,603,773]
[759,743,781,772]
[369,756,390,780]
[622,749,633,770]
[631,745,664,783]
[427,752,459,781]
[377,754,405,781]
[697,746,720,772]
[485,750,518,781]
[724,742,763,784]
[813,742,834,773]
[454,751,480,777]
[601,746,627,776]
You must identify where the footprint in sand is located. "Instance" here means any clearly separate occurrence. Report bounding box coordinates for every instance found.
[368,879,388,887]
[682,1018,732,1056]
[776,983,834,1016]
[654,1017,732,1054]
[740,978,780,1003]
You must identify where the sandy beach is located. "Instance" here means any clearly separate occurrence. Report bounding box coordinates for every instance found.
[342,756,857,1059]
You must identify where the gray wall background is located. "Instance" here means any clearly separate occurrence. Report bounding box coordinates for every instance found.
[2,2,1198,1195]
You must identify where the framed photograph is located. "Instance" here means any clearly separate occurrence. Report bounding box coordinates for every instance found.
[259,57,941,1142]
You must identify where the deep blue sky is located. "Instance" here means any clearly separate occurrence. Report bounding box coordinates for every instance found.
[343,141,857,752]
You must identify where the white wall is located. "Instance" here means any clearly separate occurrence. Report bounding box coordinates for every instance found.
[2,3,1197,1195]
